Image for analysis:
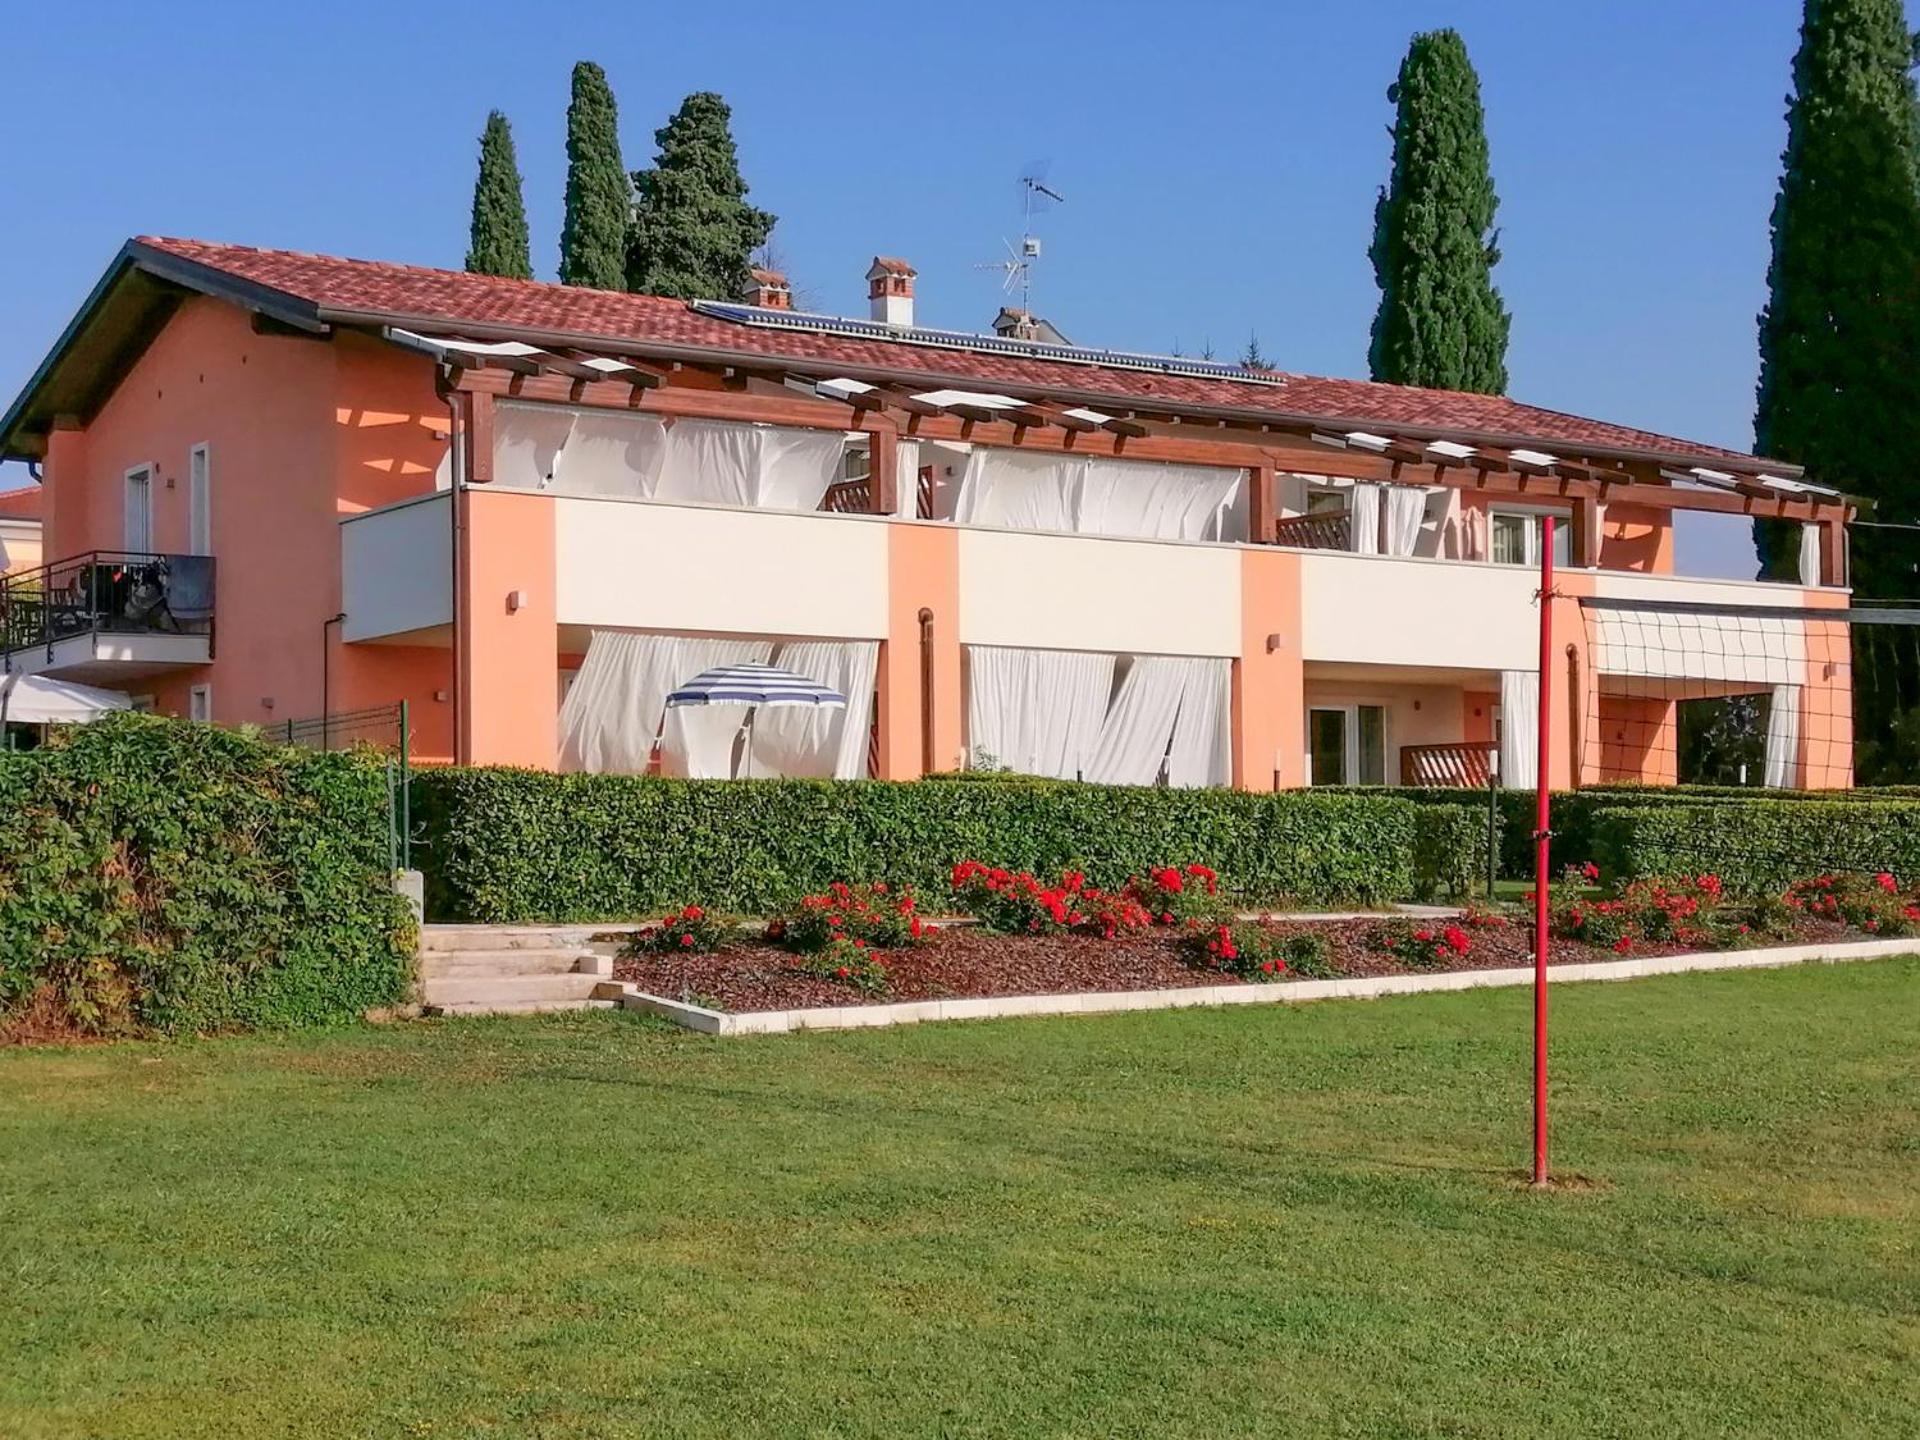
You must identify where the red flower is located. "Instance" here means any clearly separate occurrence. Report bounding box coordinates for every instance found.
[1160,912,1174,925]
[827,914,842,928]
[909,917,924,938]
[1612,937,1632,954]
[835,966,850,978]
[682,904,704,920]
[1877,872,1899,893]
[1414,930,1433,944]
[679,933,695,948]
[1260,960,1277,974]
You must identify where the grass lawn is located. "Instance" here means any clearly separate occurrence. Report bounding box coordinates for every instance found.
[3,960,1917,1439]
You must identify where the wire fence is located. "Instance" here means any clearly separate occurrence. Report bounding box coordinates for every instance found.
[260,699,413,872]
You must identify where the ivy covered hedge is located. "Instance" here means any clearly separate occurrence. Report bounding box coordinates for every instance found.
[1592,800,1920,894]
[412,769,1485,922]
[0,714,415,1037]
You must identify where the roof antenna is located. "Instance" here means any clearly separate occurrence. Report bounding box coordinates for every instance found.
[974,163,1064,321]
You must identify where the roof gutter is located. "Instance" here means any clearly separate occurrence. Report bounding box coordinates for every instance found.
[325,303,1804,479]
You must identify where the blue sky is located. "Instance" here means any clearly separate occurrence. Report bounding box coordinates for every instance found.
[0,1,1811,575]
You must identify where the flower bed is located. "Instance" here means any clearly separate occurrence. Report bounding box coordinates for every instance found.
[610,861,1886,1016]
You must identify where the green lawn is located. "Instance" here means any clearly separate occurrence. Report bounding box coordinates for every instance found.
[3,961,1917,1439]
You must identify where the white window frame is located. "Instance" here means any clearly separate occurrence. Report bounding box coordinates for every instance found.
[188,684,212,723]
[188,443,211,556]
[123,463,154,553]
[1488,504,1572,568]
[1306,703,1389,786]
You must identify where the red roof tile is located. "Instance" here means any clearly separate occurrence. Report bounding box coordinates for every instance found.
[137,236,1766,467]
[0,485,41,520]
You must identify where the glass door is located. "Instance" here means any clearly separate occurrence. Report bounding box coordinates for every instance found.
[1308,708,1347,786]
[1308,704,1388,785]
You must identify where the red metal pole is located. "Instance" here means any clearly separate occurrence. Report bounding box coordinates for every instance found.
[1533,517,1555,1188]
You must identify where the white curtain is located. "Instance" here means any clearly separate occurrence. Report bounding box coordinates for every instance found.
[1383,486,1429,557]
[558,633,770,776]
[1084,655,1230,788]
[1350,483,1382,555]
[1499,669,1539,790]
[1765,684,1802,788]
[894,439,921,518]
[553,410,667,497]
[966,645,1114,779]
[747,640,880,780]
[952,449,1247,541]
[1798,523,1821,586]
[495,403,578,489]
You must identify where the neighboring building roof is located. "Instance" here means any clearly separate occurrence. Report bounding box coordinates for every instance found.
[0,485,42,521]
[3,234,1783,474]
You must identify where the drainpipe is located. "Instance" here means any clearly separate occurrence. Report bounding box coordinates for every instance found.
[917,607,936,774]
[322,612,345,746]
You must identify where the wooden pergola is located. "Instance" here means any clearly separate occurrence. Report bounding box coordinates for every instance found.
[385,324,1857,587]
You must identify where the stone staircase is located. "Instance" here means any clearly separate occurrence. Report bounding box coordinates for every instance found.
[417,925,635,1016]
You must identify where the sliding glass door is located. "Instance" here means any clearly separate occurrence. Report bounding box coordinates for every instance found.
[1307,704,1387,785]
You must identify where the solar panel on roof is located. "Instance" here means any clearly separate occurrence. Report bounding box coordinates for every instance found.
[689,301,1287,387]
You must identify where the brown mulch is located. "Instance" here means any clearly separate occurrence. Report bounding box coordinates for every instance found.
[611,914,1858,1015]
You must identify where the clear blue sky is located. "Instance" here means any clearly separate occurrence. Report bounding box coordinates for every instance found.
[1,1,1812,576]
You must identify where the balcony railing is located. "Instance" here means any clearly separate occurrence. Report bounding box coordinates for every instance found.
[1400,741,1496,787]
[1273,508,1352,551]
[819,471,936,520]
[1,551,215,668]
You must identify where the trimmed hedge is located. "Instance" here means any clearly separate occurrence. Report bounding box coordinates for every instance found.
[412,769,1485,922]
[0,713,415,1036]
[1592,801,1920,894]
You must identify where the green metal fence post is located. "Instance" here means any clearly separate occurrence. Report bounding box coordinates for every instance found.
[398,699,411,873]
[1486,761,1500,897]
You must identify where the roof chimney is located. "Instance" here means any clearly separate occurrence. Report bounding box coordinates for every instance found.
[866,256,915,327]
[993,306,1038,340]
[740,266,792,310]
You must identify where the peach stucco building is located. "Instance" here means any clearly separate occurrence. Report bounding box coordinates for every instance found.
[0,237,1858,789]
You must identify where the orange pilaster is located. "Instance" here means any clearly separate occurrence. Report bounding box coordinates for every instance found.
[456,487,557,767]
[1234,546,1303,791]
[878,522,962,777]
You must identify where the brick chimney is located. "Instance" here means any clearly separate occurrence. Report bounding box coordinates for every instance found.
[993,306,1038,340]
[866,256,916,327]
[740,266,792,310]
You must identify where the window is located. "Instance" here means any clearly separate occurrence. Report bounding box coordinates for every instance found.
[188,685,212,723]
[188,444,211,555]
[1308,704,1388,785]
[124,465,153,552]
[1489,509,1572,568]
[1305,488,1346,516]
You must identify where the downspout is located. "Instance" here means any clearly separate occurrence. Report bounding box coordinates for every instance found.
[321,612,346,745]
[918,607,936,774]
[440,381,465,766]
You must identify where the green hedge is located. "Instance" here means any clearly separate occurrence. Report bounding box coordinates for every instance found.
[1592,801,1920,894]
[0,714,415,1036]
[412,769,1484,922]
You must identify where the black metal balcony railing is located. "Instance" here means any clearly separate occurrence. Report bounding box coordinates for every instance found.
[1273,508,1353,551]
[1,551,215,668]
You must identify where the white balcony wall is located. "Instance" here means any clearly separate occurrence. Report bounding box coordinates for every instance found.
[554,497,889,639]
[339,492,452,643]
[958,530,1241,657]
[1300,552,1539,670]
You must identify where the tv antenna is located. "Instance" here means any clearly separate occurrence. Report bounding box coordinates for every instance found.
[974,164,1064,316]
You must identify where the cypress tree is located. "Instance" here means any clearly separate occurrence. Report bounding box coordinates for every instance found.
[1753,0,1920,587]
[1367,29,1510,394]
[625,92,775,299]
[559,62,630,290]
[464,111,532,280]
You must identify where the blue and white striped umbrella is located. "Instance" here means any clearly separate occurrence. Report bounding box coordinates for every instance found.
[665,662,846,709]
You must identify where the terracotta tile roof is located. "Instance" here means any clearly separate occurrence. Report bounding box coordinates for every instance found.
[0,485,41,520]
[136,236,1767,467]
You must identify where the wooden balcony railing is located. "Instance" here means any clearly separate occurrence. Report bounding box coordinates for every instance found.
[1400,741,1497,788]
[1272,508,1352,551]
[820,470,936,519]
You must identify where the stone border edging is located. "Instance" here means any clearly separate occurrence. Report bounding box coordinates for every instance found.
[602,936,1918,1037]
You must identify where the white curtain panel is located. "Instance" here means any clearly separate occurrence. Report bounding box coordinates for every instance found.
[1798,523,1821,586]
[1077,459,1248,542]
[655,420,846,511]
[552,410,668,497]
[494,402,578,489]
[748,640,880,779]
[1084,655,1231,787]
[558,632,772,776]
[1498,669,1540,789]
[952,448,1080,531]
[1383,486,1430,557]
[966,645,1115,779]
[1349,482,1382,555]
[1765,684,1802,788]
[894,439,921,518]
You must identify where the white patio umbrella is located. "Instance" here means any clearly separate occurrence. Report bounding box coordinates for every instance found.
[0,672,132,727]
[664,662,846,778]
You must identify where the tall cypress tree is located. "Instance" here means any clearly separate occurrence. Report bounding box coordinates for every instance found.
[465,111,532,280]
[559,62,630,290]
[1367,29,1510,394]
[625,92,775,299]
[1753,0,1920,587]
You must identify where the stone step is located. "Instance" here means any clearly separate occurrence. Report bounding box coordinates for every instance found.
[419,924,638,953]
[418,948,598,979]
[425,998,620,1017]
[418,973,611,1010]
